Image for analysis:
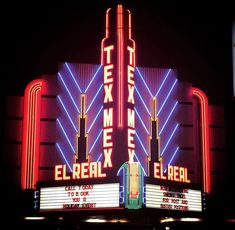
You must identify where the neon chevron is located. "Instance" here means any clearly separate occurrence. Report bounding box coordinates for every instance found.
[89,129,103,153]
[134,153,147,176]
[65,62,82,93]
[85,65,102,93]
[96,153,103,162]
[135,86,151,116]
[136,67,153,97]
[157,79,178,116]
[57,119,76,153]
[161,123,179,157]
[57,95,78,133]
[159,101,178,135]
[86,84,103,113]
[58,72,80,113]
[87,106,103,133]
[134,108,150,135]
[56,143,72,172]
[166,146,180,170]
[155,69,171,97]
[135,131,149,156]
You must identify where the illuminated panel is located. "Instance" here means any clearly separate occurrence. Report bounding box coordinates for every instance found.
[129,163,139,199]
[57,64,103,166]
[21,80,44,189]
[193,88,211,193]
[135,68,178,172]
[39,183,120,211]
[145,184,202,212]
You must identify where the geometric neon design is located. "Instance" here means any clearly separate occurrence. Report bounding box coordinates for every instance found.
[57,64,103,168]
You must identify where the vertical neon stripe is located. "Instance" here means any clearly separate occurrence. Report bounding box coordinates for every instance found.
[21,80,43,190]
[193,88,211,193]
[101,8,111,65]
[127,9,136,67]
[117,5,124,128]
[128,9,131,38]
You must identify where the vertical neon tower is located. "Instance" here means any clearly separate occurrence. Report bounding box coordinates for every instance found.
[101,5,136,172]
[101,5,142,208]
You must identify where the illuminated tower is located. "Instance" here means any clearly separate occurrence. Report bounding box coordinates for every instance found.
[101,5,143,209]
[149,97,161,177]
[101,5,136,174]
[75,94,88,163]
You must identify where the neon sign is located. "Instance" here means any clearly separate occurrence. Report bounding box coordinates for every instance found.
[154,162,190,183]
[55,162,106,180]
[103,44,114,168]
[52,5,193,187]
[18,4,213,213]
[127,45,135,163]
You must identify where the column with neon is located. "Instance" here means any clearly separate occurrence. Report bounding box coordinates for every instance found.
[21,80,44,190]
[193,88,211,193]
[101,5,143,208]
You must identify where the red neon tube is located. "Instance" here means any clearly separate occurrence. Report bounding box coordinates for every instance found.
[21,80,44,189]
[193,88,211,193]
[117,5,124,128]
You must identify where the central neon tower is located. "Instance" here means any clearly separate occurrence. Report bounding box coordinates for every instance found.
[101,5,142,208]
[101,5,136,172]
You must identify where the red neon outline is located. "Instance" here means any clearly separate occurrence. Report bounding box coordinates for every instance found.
[127,8,136,166]
[193,88,211,193]
[21,79,44,189]
[101,8,111,65]
[117,5,124,128]
[127,9,136,67]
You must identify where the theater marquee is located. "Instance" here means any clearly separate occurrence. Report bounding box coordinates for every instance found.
[39,183,120,211]
[21,5,210,213]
